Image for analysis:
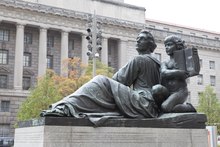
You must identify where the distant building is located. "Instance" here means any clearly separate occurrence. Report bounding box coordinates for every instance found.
[0,0,219,144]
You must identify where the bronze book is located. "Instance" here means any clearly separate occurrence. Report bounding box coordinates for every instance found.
[173,48,200,77]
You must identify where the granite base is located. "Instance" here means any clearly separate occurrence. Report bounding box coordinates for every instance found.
[14,126,208,147]
[14,114,208,147]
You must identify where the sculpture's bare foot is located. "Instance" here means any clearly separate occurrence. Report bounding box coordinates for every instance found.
[172,103,197,113]
[40,105,68,117]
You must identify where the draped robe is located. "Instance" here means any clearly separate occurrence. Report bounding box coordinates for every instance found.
[41,54,161,125]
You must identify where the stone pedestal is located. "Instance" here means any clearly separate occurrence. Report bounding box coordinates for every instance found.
[14,113,208,147]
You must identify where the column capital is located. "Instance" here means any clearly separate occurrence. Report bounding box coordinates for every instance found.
[39,25,49,30]
[119,38,128,42]
[61,30,69,37]
[102,36,109,40]
[101,34,110,39]
[81,33,87,37]
[81,30,89,36]
[61,29,71,33]
[16,22,25,28]
[39,27,48,32]
[102,37,109,41]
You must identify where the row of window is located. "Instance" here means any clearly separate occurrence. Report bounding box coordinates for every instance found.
[197,75,216,86]
[1,28,76,50]
[0,50,53,68]
[200,59,215,70]
[0,124,10,137]
[0,29,9,41]
[0,75,31,90]
[0,50,7,64]
[0,100,10,112]
[0,28,55,47]
[23,53,53,68]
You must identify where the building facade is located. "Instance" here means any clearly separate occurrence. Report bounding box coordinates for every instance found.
[145,19,220,107]
[0,0,219,144]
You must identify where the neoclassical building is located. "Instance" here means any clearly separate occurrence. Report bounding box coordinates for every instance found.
[145,19,220,106]
[0,0,219,143]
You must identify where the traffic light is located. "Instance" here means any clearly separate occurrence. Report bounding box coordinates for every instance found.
[86,14,102,57]
[86,11,101,77]
[86,27,93,57]
[96,30,102,51]
[86,28,92,41]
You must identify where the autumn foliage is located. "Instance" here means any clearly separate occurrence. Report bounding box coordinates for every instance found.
[17,57,114,121]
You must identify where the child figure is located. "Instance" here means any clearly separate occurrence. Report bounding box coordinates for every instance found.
[152,35,197,113]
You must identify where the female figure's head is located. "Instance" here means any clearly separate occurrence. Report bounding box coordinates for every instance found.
[164,35,185,56]
[136,30,157,54]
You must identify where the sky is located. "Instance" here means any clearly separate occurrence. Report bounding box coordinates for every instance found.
[124,0,220,33]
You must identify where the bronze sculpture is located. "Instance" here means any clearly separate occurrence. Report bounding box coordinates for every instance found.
[41,30,161,124]
[41,32,201,126]
[152,35,199,113]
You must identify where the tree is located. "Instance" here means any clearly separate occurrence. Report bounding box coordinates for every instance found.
[54,57,89,97]
[85,59,114,78]
[55,58,114,97]
[17,57,114,121]
[197,85,220,134]
[17,70,62,121]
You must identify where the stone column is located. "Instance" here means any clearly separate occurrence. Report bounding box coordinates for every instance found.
[81,34,88,65]
[60,30,69,77]
[38,27,47,77]
[118,39,128,68]
[14,23,25,90]
[101,37,108,65]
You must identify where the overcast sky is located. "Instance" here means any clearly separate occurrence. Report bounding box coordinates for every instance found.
[124,0,220,33]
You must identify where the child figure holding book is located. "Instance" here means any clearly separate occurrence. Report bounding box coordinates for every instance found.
[152,35,198,113]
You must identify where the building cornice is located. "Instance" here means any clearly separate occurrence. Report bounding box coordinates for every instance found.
[147,28,220,51]
[146,19,220,35]
[0,0,145,29]
[0,89,29,97]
